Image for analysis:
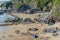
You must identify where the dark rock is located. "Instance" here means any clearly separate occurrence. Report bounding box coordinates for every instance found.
[29,10,35,14]
[14,17,21,22]
[42,27,59,33]
[52,33,59,37]
[18,4,31,13]
[47,19,55,25]
[0,11,4,15]
[43,18,55,25]
[28,28,38,31]
[23,18,34,24]
[5,1,13,9]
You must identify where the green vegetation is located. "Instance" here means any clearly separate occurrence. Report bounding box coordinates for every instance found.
[0,0,53,9]
[53,0,60,6]
[11,0,23,2]
[53,0,60,16]
[13,3,22,9]
[1,0,60,20]
[50,0,60,20]
[57,13,60,16]
[37,0,49,7]
[11,0,24,9]
[0,3,6,7]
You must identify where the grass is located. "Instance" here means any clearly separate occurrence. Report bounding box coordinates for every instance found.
[13,3,23,9]
[53,0,60,16]
[57,13,60,16]
[54,0,60,6]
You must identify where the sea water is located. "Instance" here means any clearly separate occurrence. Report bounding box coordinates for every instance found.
[0,13,15,24]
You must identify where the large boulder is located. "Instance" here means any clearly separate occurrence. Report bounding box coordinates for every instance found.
[18,4,31,13]
[23,18,34,24]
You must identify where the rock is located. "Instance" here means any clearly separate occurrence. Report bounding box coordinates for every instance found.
[18,4,31,13]
[15,30,20,34]
[23,18,34,24]
[52,33,59,37]
[42,27,58,33]
[47,19,55,25]
[0,11,4,15]
[14,17,23,22]
[21,32,33,36]
[28,28,38,31]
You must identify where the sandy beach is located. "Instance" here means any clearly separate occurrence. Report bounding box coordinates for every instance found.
[0,13,60,40]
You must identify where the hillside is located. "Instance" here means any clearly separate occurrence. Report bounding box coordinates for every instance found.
[11,0,53,11]
[50,0,60,21]
[0,0,53,12]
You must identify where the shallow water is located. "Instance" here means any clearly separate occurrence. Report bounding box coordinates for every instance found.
[0,13,14,32]
[0,26,9,32]
[0,13,15,24]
